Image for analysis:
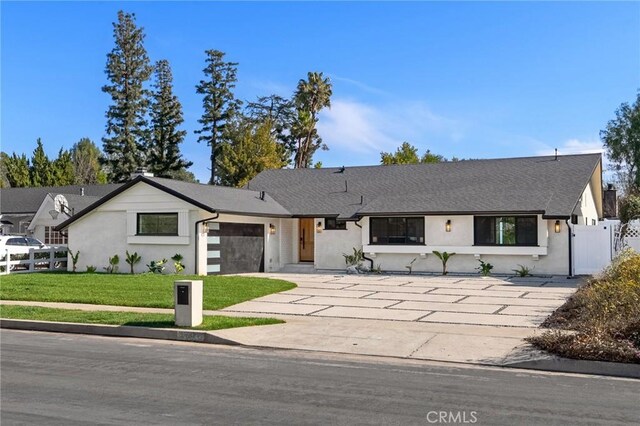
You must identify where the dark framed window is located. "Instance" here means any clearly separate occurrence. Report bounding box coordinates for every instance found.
[474,216,537,246]
[325,218,347,230]
[370,217,425,245]
[137,213,179,236]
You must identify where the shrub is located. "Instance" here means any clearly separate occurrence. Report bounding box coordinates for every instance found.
[104,254,119,274]
[476,260,493,276]
[171,253,185,274]
[86,265,97,273]
[147,259,167,274]
[342,247,364,266]
[512,264,534,277]
[69,249,80,273]
[528,249,640,363]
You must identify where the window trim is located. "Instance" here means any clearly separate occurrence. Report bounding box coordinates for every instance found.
[473,215,538,247]
[369,216,425,246]
[324,218,347,230]
[136,213,179,236]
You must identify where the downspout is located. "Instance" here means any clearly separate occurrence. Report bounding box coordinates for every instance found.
[195,213,219,276]
[354,218,374,270]
[566,219,573,277]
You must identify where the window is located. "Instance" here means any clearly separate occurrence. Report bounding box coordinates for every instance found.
[44,226,67,245]
[137,213,179,236]
[370,217,425,245]
[325,218,347,230]
[6,237,26,246]
[474,216,537,246]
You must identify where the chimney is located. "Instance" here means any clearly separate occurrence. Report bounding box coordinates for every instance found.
[131,167,154,179]
[603,184,617,219]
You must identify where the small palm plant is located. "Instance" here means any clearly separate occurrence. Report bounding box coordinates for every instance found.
[105,254,119,274]
[69,248,80,273]
[477,260,494,277]
[125,250,142,274]
[432,251,456,275]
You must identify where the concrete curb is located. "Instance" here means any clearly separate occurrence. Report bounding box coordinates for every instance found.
[3,318,638,379]
[0,319,241,346]
[503,357,640,379]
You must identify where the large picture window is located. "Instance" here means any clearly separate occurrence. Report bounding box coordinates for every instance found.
[474,216,537,246]
[370,217,425,245]
[137,213,179,236]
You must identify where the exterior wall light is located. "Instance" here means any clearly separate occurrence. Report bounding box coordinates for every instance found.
[445,219,452,232]
[269,223,276,235]
[554,220,561,233]
[316,221,323,233]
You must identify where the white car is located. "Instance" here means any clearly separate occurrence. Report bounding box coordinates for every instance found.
[0,235,48,270]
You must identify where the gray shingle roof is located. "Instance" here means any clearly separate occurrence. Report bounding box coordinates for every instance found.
[0,184,121,214]
[247,153,602,219]
[56,176,291,230]
[145,177,291,217]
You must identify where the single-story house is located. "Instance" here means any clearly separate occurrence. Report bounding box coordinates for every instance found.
[0,183,120,244]
[55,153,606,276]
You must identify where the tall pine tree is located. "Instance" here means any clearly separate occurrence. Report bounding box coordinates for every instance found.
[30,138,54,187]
[1,153,31,187]
[52,148,76,186]
[102,10,152,183]
[148,59,192,178]
[195,50,240,184]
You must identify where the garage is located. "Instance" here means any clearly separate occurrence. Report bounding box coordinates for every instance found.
[207,222,265,275]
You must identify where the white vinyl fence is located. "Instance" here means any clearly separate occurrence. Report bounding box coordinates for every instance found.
[572,221,640,275]
[0,247,68,275]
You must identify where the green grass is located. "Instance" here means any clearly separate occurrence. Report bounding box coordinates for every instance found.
[0,305,283,330]
[0,273,296,310]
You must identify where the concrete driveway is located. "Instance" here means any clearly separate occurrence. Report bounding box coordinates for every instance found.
[216,273,582,365]
[223,273,579,328]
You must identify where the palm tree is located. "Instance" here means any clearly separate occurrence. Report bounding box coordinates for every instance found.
[293,72,332,168]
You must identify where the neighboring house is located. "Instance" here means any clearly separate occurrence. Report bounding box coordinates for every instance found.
[0,184,120,245]
[55,153,604,276]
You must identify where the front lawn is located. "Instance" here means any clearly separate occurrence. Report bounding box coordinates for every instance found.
[0,305,283,330]
[0,273,296,310]
[527,249,640,364]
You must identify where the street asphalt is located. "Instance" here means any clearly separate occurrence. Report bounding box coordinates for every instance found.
[1,330,639,425]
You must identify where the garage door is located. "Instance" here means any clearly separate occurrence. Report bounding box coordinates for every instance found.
[207,223,265,275]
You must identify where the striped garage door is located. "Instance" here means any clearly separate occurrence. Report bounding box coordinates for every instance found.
[207,222,265,275]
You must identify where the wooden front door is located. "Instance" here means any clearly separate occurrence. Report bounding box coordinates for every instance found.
[299,218,315,262]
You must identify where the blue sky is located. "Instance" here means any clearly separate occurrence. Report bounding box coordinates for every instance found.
[2,1,639,182]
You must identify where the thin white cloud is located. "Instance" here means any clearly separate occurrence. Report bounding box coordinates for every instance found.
[535,138,604,156]
[317,98,464,156]
[330,75,390,97]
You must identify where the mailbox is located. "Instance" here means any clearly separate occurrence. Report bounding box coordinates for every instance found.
[177,285,189,305]
[174,280,203,327]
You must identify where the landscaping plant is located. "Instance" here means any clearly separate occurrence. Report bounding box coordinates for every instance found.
[432,251,455,275]
[147,258,167,274]
[171,253,185,274]
[528,249,640,363]
[342,247,364,266]
[86,265,97,273]
[69,249,80,273]
[512,264,534,277]
[405,258,417,275]
[104,254,119,274]
[476,260,493,276]
[125,250,142,274]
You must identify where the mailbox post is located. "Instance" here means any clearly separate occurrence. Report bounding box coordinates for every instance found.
[174,280,203,327]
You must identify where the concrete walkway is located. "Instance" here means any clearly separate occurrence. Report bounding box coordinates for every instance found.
[224,273,581,328]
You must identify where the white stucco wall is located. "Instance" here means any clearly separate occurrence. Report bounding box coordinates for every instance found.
[67,183,200,274]
[314,219,363,270]
[312,215,570,275]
